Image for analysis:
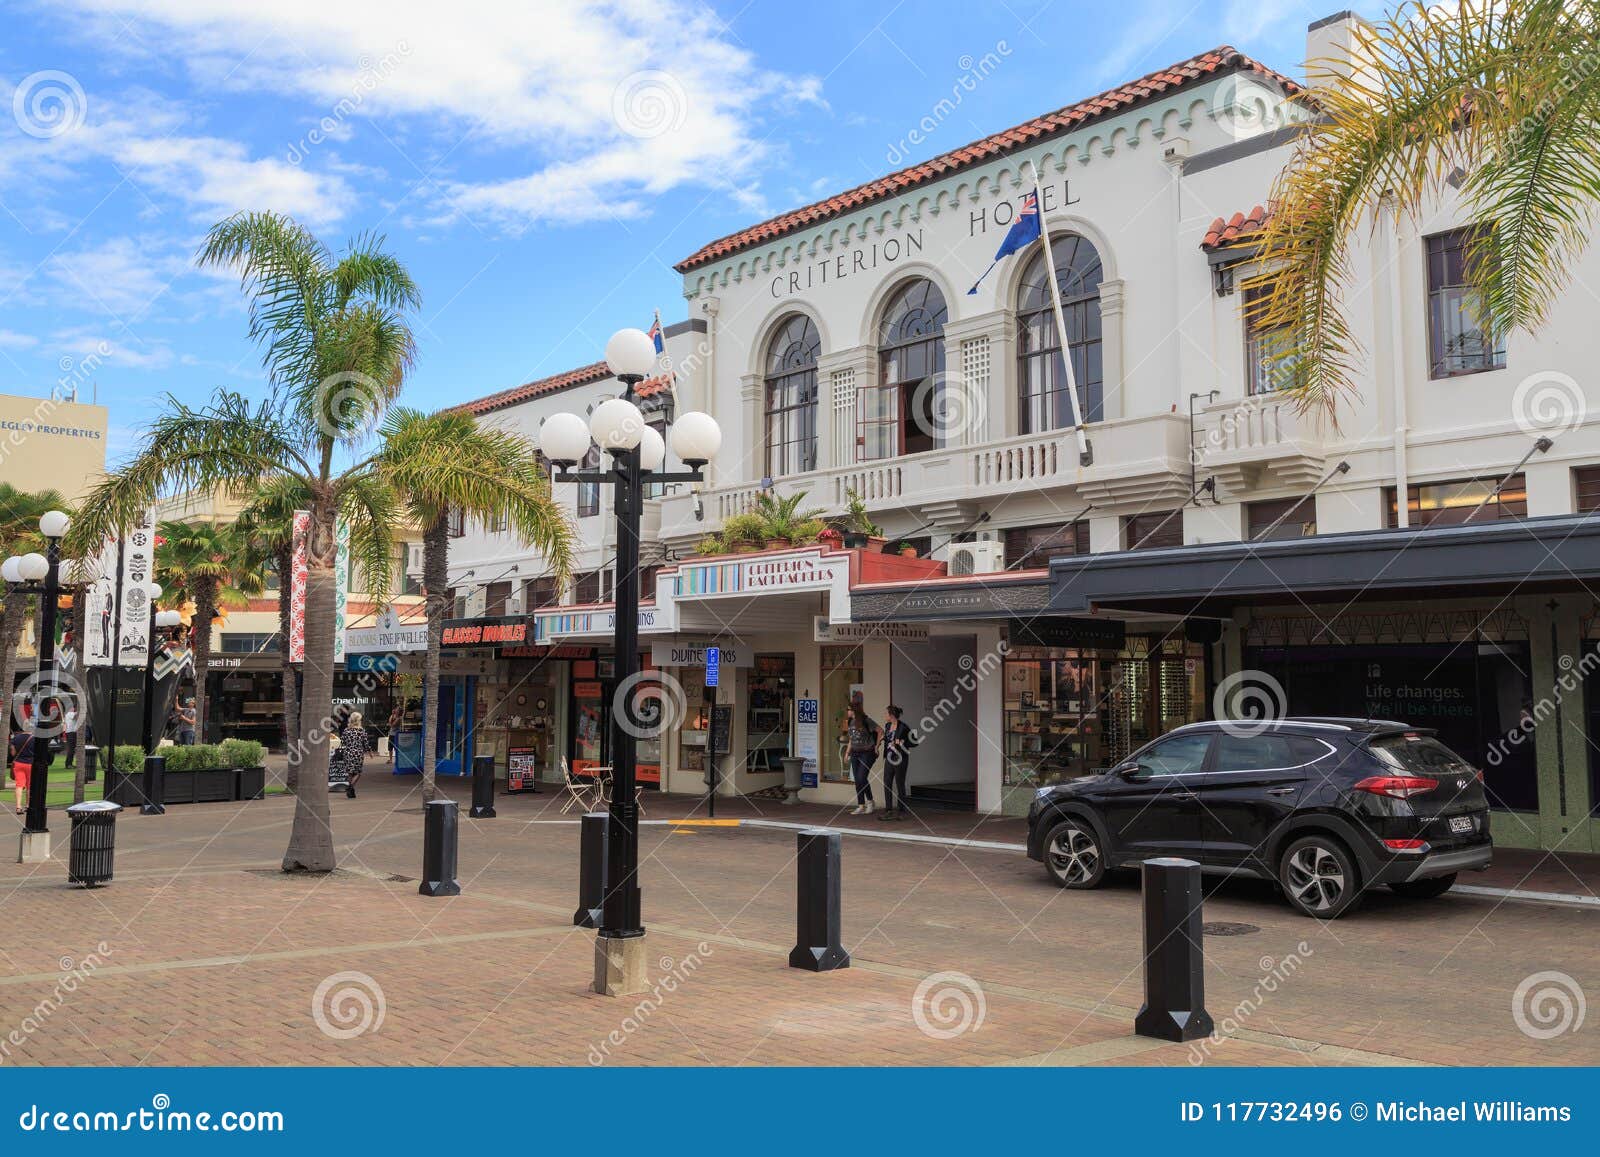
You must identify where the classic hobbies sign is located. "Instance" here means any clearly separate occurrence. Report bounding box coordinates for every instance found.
[441,617,529,647]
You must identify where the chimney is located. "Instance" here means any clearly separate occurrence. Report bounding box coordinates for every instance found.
[1304,10,1378,91]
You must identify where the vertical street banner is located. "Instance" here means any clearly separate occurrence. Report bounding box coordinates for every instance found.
[116,508,156,668]
[82,536,119,668]
[289,510,310,663]
[331,519,350,664]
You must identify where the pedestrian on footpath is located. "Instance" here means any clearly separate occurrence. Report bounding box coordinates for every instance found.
[61,700,79,769]
[879,704,917,821]
[8,725,34,815]
[841,702,880,816]
[339,711,371,798]
[176,696,197,745]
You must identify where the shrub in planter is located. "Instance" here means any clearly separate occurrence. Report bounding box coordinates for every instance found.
[219,738,264,769]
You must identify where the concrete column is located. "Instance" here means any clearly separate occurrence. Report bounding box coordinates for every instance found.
[1098,277,1127,422]
[739,373,763,483]
[974,624,1005,815]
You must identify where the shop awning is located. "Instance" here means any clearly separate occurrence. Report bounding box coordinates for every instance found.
[851,571,1051,622]
[1050,514,1600,616]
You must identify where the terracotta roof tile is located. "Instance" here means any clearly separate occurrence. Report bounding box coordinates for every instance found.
[675,47,1297,272]
[1201,203,1272,250]
[454,364,675,416]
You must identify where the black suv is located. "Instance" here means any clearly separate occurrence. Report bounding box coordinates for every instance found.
[1025,718,1492,918]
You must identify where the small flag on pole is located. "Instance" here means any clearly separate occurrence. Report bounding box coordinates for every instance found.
[967,190,1041,295]
[648,311,665,354]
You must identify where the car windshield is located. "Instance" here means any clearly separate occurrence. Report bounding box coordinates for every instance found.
[1368,733,1473,775]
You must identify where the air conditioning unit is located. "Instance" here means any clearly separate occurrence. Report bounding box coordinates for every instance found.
[503,593,524,617]
[464,586,488,618]
[943,541,1005,576]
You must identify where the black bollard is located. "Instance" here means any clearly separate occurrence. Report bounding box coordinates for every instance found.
[1133,857,1215,1042]
[139,755,165,816]
[418,799,461,897]
[83,745,99,784]
[574,811,608,928]
[470,753,497,818]
[788,828,849,972]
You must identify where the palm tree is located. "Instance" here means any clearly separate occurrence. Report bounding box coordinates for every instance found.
[155,519,266,742]
[374,408,574,802]
[1250,0,1600,411]
[0,483,70,780]
[69,211,418,872]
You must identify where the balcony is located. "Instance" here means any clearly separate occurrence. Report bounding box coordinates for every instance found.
[659,412,1193,542]
[1193,393,1327,498]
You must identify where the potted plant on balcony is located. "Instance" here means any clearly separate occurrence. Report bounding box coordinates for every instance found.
[720,512,766,553]
[894,541,919,558]
[840,486,885,550]
[750,491,824,548]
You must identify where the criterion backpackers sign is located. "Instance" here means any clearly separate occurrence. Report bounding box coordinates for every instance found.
[84,507,157,669]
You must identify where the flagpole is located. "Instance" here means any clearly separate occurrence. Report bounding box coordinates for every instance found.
[1026,160,1093,467]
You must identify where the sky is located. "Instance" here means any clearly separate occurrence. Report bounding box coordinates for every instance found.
[0,0,1387,466]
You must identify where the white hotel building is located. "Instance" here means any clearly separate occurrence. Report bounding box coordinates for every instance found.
[423,12,1600,855]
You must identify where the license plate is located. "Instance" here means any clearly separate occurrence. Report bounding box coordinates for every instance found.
[1448,815,1474,835]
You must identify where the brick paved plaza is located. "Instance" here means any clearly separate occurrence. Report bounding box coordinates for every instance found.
[1,779,1596,1068]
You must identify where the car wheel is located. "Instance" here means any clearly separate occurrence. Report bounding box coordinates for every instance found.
[1388,873,1457,900]
[1043,817,1106,890]
[1279,834,1363,918]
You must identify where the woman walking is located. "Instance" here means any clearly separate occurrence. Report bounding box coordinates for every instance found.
[841,702,880,816]
[879,704,916,821]
[8,724,34,815]
[339,711,371,799]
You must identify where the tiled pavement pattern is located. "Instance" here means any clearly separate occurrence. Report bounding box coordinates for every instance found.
[0,779,1596,1067]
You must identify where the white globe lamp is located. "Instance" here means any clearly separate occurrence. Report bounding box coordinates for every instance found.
[605,328,658,380]
[1,557,22,585]
[670,411,722,466]
[38,510,70,539]
[538,412,592,466]
[18,553,48,583]
[149,582,163,601]
[590,397,646,453]
[638,424,666,472]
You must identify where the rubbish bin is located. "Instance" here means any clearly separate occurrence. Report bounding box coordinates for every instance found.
[780,755,806,805]
[67,801,123,888]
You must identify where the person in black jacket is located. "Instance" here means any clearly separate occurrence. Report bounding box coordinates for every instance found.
[879,704,916,820]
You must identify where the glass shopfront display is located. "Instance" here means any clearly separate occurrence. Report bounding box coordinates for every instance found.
[1003,637,1205,788]
[678,680,710,774]
[820,645,863,783]
[747,654,795,773]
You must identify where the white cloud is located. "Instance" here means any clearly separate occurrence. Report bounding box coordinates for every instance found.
[41,235,191,319]
[0,329,38,349]
[54,0,821,231]
[53,326,173,370]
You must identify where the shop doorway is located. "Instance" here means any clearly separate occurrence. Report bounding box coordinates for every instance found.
[432,678,473,776]
[891,638,976,809]
[570,677,612,778]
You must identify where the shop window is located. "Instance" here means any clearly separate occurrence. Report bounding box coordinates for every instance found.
[600,569,614,602]
[1575,465,1600,513]
[1242,279,1298,395]
[577,445,601,517]
[747,654,795,774]
[573,571,601,605]
[523,576,558,611]
[1123,510,1182,551]
[637,565,660,601]
[1246,496,1316,541]
[484,581,511,618]
[1017,233,1104,433]
[447,507,465,538]
[220,632,279,654]
[820,646,863,783]
[763,313,820,477]
[862,278,948,460]
[486,510,508,534]
[1003,521,1090,568]
[1426,226,1505,378]
[1386,474,1526,529]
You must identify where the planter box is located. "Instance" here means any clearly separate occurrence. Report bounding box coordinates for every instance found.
[104,768,152,808]
[236,766,266,800]
[103,765,264,805]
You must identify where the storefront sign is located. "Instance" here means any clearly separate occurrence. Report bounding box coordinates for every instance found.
[797,698,819,788]
[507,746,537,793]
[677,551,847,599]
[813,617,930,644]
[708,704,733,756]
[345,607,428,654]
[1010,617,1128,651]
[501,644,594,660]
[851,579,1050,621]
[536,606,660,641]
[346,654,399,674]
[441,616,529,647]
[397,655,497,677]
[650,640,754,669]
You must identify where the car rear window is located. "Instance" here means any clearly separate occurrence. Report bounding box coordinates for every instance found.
[1368,733,1473,774]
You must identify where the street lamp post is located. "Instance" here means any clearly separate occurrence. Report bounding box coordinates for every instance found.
[8,510,71,861]
[139,584,170,753]
[540,327,721,996]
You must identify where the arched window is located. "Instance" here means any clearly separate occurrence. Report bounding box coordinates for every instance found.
[861,278,948,460]
[1017,234,1103,433]
[763,313,820,477]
